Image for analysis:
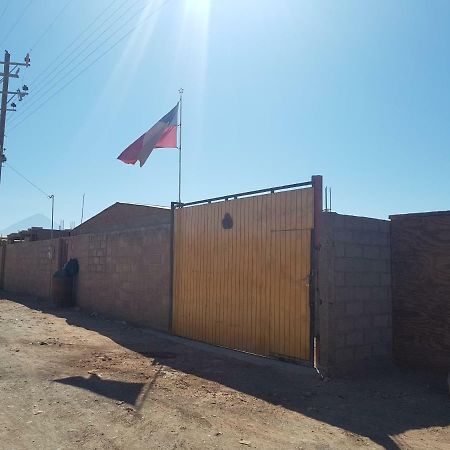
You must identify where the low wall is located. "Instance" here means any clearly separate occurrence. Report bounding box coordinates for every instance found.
[318,212,392,375]
[0,243,5,288]
[2,239,60,299]
[390,211,450,372]
[67,224,171,332]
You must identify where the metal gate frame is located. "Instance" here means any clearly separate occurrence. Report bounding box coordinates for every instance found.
[169,175,322,365]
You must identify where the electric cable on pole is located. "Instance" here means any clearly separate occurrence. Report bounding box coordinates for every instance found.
[4,162,55,237]
[0,51,31,183]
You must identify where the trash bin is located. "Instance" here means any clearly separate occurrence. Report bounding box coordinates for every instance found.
[51,258,79,307]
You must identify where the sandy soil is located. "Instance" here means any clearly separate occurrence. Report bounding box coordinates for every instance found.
[0,292,448,450]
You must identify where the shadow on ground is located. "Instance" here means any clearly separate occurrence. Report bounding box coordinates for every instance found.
[4,292,450,450]
[57,374,145,405]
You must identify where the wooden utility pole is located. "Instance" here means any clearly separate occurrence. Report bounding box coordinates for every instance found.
[0,51,11,183]
[0,50,30,184]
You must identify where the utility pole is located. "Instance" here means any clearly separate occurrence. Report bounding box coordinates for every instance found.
[0,50,30,184]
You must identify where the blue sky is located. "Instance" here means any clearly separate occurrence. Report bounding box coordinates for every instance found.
[0,0,449,231]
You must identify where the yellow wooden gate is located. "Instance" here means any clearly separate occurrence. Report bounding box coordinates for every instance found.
[172,184,316,362]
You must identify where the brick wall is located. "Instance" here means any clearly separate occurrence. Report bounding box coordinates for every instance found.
[67,224,171,331]
[0,243,5,289]
[318,212,392,375]
[2,239,61,299]
[390,211,450,371]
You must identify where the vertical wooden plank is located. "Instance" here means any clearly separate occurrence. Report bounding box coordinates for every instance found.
[280,192,288,357]
[215,202,221,344]
[179,208,187,337]
[302,189,313,359]
[276,193,283,356]
[262,194,270,355]
[201,204,208,342]
[176,208,184,336]
[240,197,246,351]
[209,203,215,345]
[286,190,296,359]
[226,199,234,348]
[199,204,206,342]
[217,201,224,347]
[248,196,256,353]
[191,206,198,340]
[177,209,184,336]
[227,200,235,349]
[172,209,179,334]
[218,201,227,347]
[192,206,199,341]
[243,196,250,351]
[235,197,243,351]
[232,199,238,349]
[269,192,278,355]
[203,204,209,343]
[295,190,303,359]
[300,190,307,359]
[306,188,313,359]
[253,196,260,353]
[185,207,192,338]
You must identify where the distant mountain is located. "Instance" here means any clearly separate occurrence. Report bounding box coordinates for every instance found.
[0,214,52,236]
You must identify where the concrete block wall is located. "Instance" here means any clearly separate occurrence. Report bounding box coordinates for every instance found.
[318,212,392,375]
[67,223,171,331]
[2,239,60,299]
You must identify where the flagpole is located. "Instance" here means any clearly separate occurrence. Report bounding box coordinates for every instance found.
[178,88,183,204]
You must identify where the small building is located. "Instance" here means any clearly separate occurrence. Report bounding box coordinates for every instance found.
[7,227,70,244]
[71,202,171,236]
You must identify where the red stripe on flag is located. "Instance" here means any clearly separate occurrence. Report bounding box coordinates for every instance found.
[155,125,177,148]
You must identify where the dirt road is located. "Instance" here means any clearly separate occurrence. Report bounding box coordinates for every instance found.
[0,293,448,449]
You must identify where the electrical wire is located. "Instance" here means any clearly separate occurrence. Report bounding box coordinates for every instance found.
[9,0,141,125]
[0,3,10,23]
[28,0,123,87]
[4,162,50,198]
[9,0,173,131]
[1,0,34,44]
[28,0,143,94]
[29,0,74,53]
[11,0,148,123]
[16,0,125,115]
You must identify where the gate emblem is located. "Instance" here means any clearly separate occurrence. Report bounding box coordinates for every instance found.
[222,213,233,230]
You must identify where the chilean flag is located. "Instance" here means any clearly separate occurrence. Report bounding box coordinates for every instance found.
[117,103,179,167]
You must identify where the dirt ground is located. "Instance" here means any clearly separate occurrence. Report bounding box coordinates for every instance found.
[0,293,448,450]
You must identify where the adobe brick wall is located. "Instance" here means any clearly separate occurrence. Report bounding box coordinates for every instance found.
[318,212,392,376]
[67,223,171,331]
[2,239,60,299]
[0,243,5,289]
[390,211,450,371]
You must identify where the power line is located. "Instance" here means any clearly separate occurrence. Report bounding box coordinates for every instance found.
[29,0,74,53]
[10,0,147,125]
[0,3,10,23]
[28,0,142,94]
[4,162,49,197]
[9,0,173,132]
[1,0,34,44]
[8,0,137,126]
[28,0,123,87]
